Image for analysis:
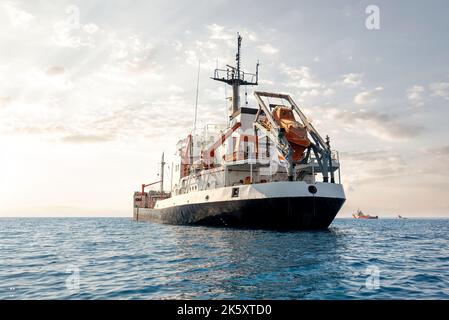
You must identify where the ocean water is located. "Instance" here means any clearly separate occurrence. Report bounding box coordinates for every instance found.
[0,217,448,300]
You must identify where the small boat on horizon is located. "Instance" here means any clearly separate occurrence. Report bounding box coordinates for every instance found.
[352,209,378,219]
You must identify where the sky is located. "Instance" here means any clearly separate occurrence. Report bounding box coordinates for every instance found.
[0,0,449,217]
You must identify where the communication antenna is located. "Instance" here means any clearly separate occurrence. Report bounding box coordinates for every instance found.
[211,33,259,119]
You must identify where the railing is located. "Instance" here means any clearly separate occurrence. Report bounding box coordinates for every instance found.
[212,68,257,84]
[223,151,258,163]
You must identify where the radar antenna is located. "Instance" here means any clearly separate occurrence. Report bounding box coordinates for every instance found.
[211,33,259,118]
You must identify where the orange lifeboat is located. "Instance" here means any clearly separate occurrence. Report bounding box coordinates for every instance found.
[272,106,311,161]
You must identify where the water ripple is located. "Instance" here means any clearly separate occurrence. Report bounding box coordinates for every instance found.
[0,218,448,299]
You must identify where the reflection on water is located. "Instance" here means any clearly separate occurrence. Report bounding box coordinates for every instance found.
[0,218,448,299]
[163,226,343,299]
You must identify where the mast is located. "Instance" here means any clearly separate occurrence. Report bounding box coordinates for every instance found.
[233,35,242,113]
[160,152,165,193]
[211,33,259,119]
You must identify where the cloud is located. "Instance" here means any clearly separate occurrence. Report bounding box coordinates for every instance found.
[0,95,196,144]
[10,124,66,135]
[207,24,233,41]
[323,88,335,96]
[354,86,383,105]
[259,79,275,86]
[0,16,212,145]
[338,149,408,192]
[183,38,234,71]
[106,36,161,75]
[61,134,115,143]
[341,150,405,163]
[67,95,202,144]
[279,64,338,100]
[429,81,449,100]
[300,89,321,97]
[46,66,66,76]
[3,2,35,29]
[433,145,449,156]
[341,149,407,187]
[407,85,425,107]
[281,63,324,89]
[422,145,449,157]
[341,73,363,87]
[298,88,334,99]
[0,96,13,107]
[83,23,99,34]
[52,15,103,49]
[206,24,257,43]
[185,25,259,71]
[335,109,425,141]
[415,145,449,177]
[257,43,279,55]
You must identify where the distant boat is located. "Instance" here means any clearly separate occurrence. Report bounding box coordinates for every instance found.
[352,209,378,219]
[398,215,407,219]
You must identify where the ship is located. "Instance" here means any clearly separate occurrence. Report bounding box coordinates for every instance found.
[133,34,346,230]
[352,209,378,219]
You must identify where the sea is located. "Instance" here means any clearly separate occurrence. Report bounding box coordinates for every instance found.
[0,217,448,300]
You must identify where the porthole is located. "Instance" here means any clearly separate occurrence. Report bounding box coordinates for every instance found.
[308,185,317,194]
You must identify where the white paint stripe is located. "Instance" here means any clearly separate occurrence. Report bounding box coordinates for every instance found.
[155,181,345,209]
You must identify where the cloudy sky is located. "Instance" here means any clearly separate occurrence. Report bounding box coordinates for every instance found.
[0,0,448,217]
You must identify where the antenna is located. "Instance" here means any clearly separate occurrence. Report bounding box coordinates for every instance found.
[211,33,259,119]
[236,33,241,80]
[193,60,201,134]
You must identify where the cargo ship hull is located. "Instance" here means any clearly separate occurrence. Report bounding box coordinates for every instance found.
[134,196,344,230]
[133,182,345,230]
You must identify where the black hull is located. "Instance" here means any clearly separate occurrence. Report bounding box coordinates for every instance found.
[134,196,345,230]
